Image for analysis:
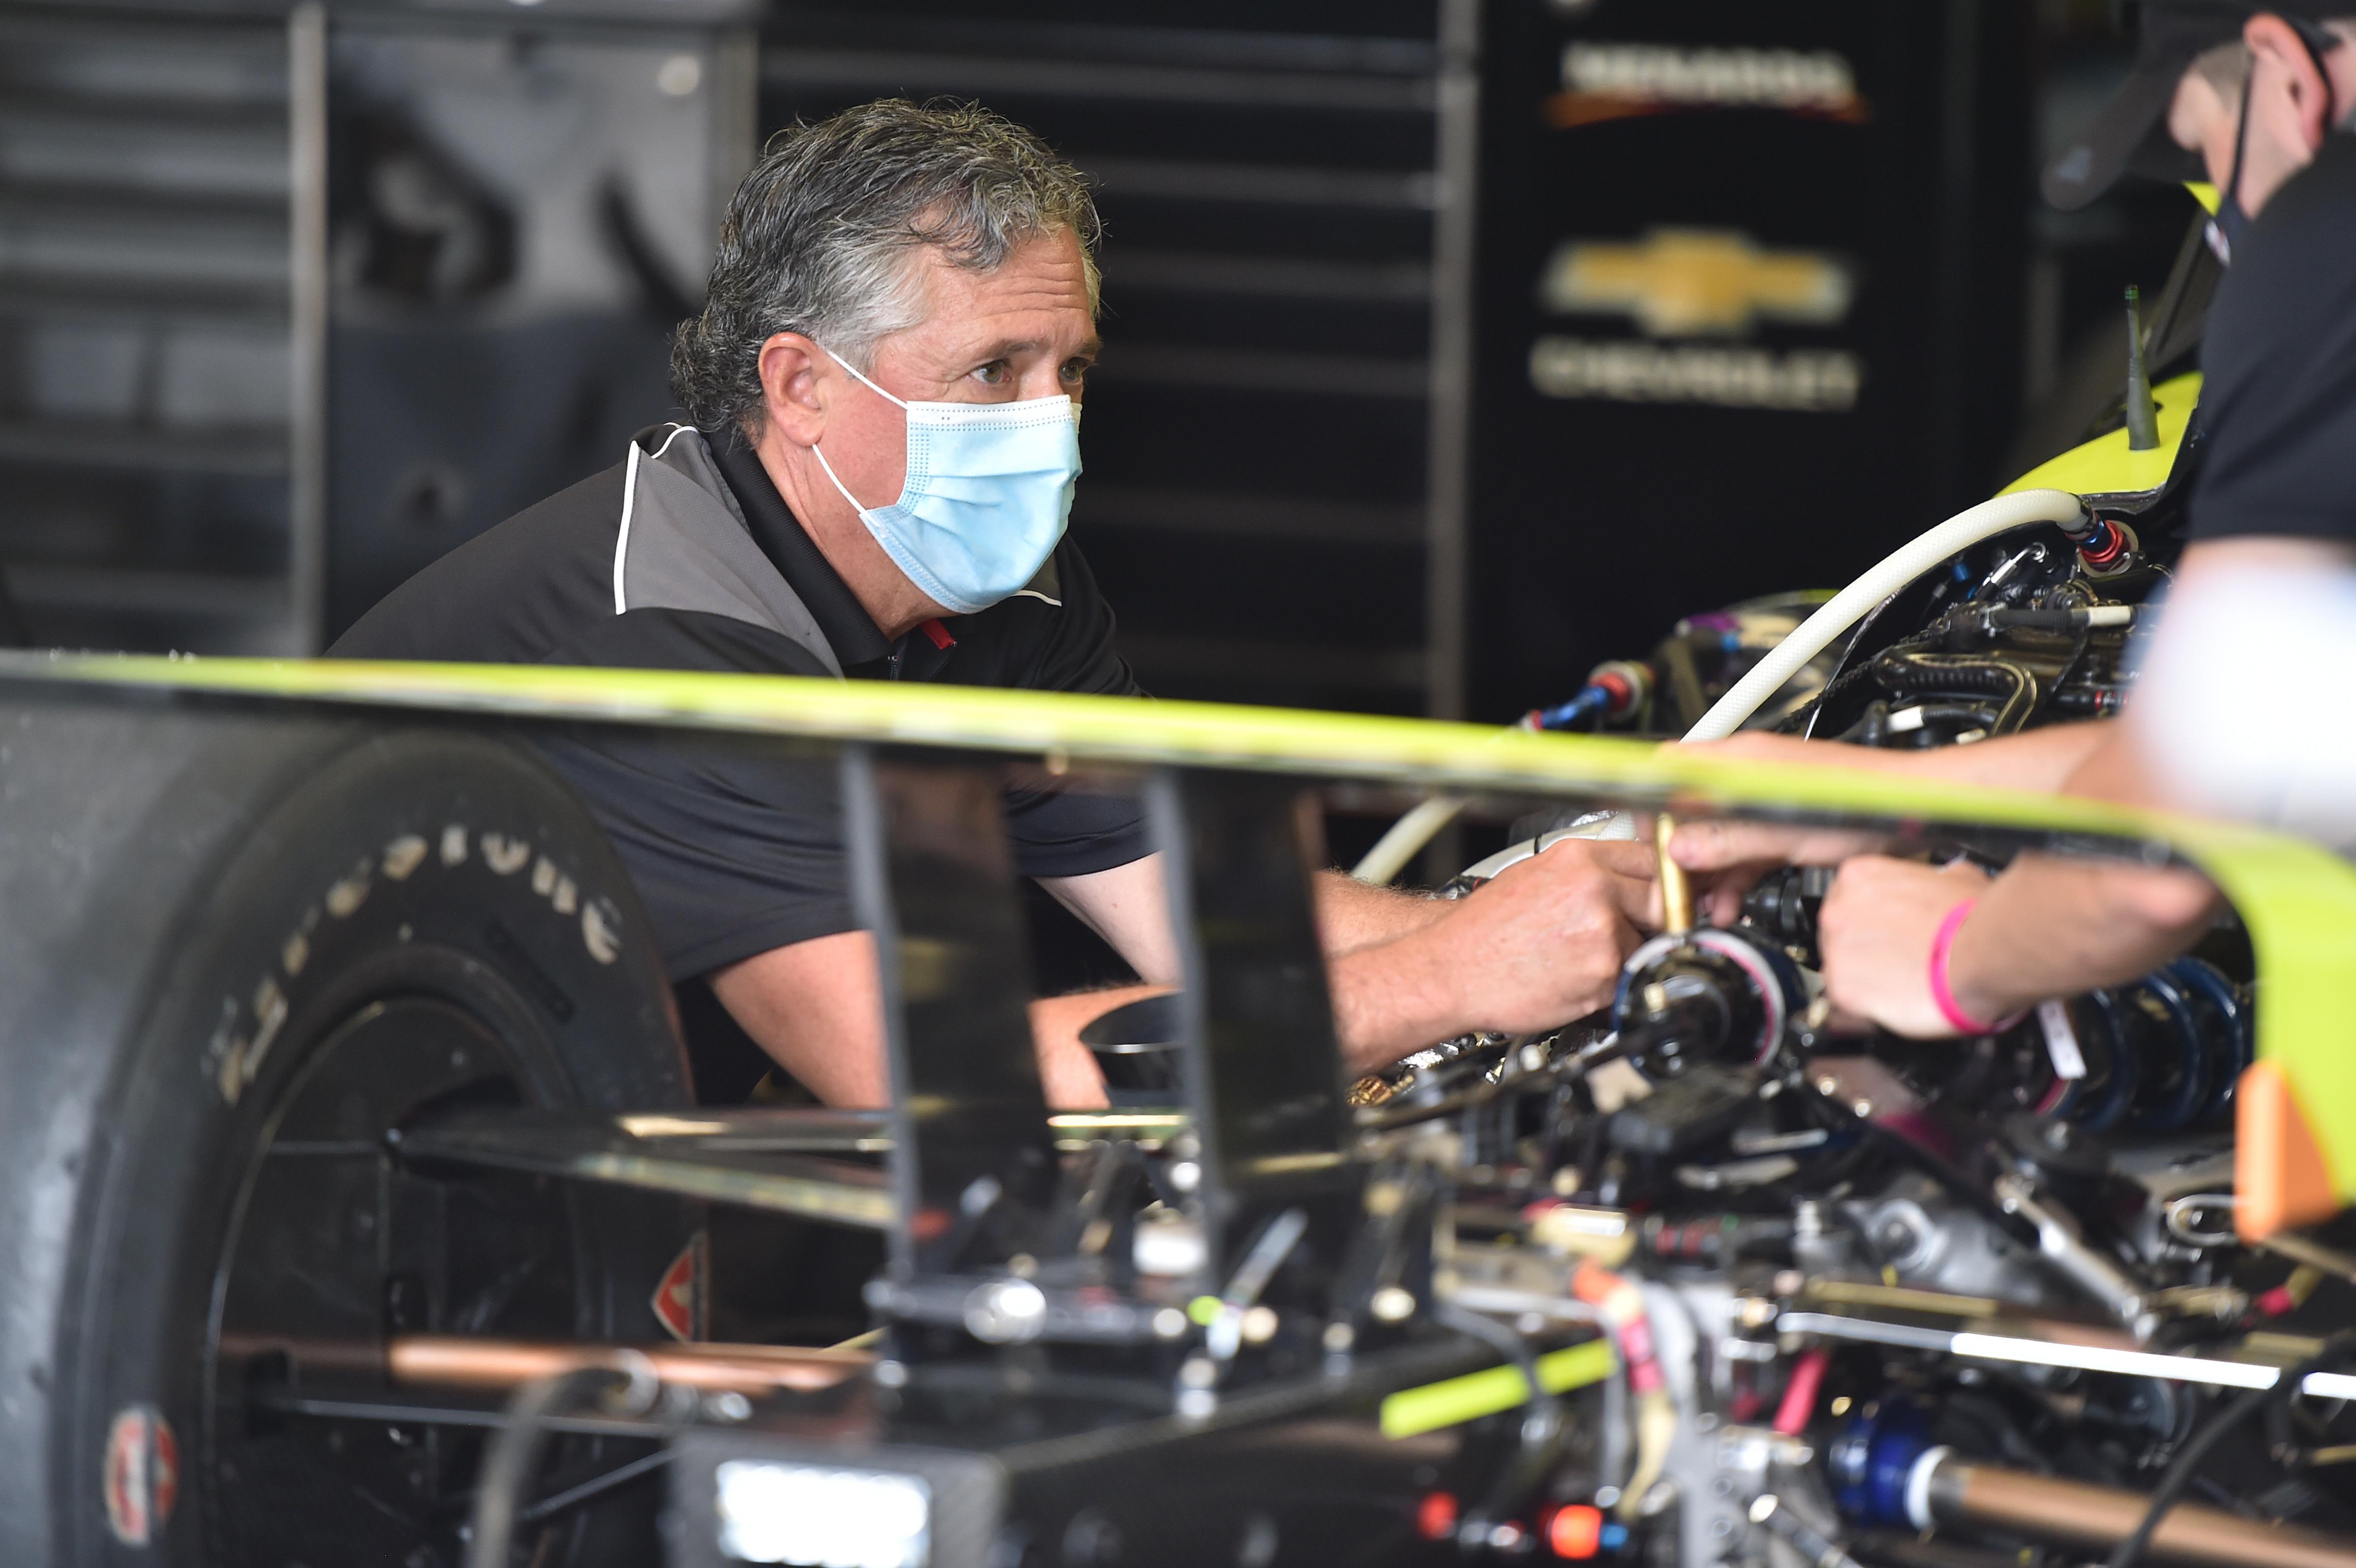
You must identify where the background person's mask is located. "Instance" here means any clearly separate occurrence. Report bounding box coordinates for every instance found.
[810,347,1080,617]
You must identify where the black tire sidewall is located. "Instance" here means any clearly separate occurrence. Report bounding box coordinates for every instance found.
[55,727,691,1565]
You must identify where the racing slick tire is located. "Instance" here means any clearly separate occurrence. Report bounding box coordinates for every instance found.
[0,699,695,1567]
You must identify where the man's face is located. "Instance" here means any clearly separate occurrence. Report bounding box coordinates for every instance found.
[2168,58,2244,194]
[2166,17,2349,220]
[816,229,1098,522]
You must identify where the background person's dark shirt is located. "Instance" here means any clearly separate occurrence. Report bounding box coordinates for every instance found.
[332,431,1149,979]
[2191,129,2356,548]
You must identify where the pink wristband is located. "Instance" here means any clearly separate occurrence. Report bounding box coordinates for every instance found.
[1926,899,2021,1036]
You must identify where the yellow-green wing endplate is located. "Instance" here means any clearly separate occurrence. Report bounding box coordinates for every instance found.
[2163,816,2356,1239]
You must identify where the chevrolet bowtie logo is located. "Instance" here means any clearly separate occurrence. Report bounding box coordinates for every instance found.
[1540,229,1855,337]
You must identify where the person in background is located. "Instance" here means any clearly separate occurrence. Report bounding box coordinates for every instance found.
[1671,2,2356,1037]
[335,99,1665,1105]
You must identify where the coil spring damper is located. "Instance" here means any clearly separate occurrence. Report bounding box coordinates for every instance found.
[1927,957,2249,1133]
[2044,957,2248,1134]
[1611,928,1805,1081]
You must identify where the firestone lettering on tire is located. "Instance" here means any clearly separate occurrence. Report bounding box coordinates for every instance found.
[202,824,622,1102]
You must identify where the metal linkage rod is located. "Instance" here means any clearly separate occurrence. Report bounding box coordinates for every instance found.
[1926,1458,2356,1568]
[389,1337,869,1395]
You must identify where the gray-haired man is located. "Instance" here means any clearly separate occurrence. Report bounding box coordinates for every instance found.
[335,100,1663,1106]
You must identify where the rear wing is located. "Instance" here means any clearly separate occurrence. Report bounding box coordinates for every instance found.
[7,649,2351,1240]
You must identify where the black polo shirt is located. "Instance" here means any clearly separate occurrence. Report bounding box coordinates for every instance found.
[331,424,1150,979]
[2191,129,2356,549]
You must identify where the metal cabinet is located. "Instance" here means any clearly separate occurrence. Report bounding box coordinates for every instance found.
[0,0,755,654]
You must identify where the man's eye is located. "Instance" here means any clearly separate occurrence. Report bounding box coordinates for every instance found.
[974,361,1010,385]
[1060,359,1092,385]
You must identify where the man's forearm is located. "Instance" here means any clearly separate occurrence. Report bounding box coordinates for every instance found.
[1312,868,1451,954]
[1947,852,2220,1023]
[1327,932,1465,1074]
[1941,713,2215,1018]
[1859,721,2113,791]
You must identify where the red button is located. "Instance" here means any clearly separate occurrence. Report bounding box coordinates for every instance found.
[1548,1504,1606,1559]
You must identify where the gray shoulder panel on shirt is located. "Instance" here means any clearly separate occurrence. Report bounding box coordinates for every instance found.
[618,427,843,677]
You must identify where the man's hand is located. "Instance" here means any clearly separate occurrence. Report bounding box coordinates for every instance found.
[1816,855,1992,1037]
[1666,733,1897,921]
[1329,838,1657,1072]
[1663,725,2118,923]
[1452,838,1660,1029]
[1670,816,1890,926]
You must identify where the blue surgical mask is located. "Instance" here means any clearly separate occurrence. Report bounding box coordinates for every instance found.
[809,348,1080,617]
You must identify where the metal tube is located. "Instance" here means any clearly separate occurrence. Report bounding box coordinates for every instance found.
[386,1337,869,1395]
[1656,813,1693,936]
[1928,1458,2356,1568]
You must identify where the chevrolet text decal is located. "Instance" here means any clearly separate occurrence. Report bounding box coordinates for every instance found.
[1549,43,1869,129]
[1529,337,1862,412]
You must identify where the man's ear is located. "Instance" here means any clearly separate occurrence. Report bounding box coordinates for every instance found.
[755,333,829,448]
[2245,13,2336,151]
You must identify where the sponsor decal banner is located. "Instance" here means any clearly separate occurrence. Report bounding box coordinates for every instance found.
[1548,43,1868,129]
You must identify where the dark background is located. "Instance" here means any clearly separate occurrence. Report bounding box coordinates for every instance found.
[0,0,2198,723]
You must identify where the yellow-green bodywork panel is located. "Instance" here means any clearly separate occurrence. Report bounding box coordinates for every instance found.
[2001,371,2201,499]
[4,650,2353,1227]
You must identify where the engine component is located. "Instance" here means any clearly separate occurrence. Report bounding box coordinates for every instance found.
[1612,927,1804,1081]
[1833,1403,2356,1568]
[1687,488,2086,741]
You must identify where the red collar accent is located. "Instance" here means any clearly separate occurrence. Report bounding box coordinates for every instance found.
[917,618,957,651]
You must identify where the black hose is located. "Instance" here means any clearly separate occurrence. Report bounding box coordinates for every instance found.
[1788,624,1947,737]
[1871,651,2040,734]
[469,1365,639,1568]
[2105,1331,2356,1568]
[1430,1300,1568,1533]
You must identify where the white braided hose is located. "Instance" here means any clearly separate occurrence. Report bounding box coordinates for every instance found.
[1681,488,2084,741]
[1348,488,2086,882]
